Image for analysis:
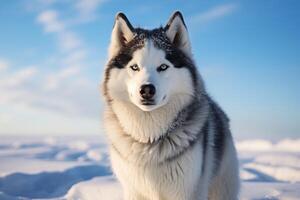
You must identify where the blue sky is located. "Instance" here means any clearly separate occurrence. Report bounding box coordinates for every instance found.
[0,0,299,139]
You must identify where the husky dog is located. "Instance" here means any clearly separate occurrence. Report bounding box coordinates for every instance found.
[102,11,240,200]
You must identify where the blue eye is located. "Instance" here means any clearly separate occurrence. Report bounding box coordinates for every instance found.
[157,64,169,72]
[130,64,140,71]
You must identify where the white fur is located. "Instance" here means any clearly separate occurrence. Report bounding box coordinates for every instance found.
[106,39,194,143]
[104,103,240,200]
[103,12,240,200]
[104,107,205,200]
[126,40,193,111]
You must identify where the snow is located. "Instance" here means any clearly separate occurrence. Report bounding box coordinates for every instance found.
[66,177,122,200]
[241,182,300,200]
[0,136,299,200]
[236,138,300,152]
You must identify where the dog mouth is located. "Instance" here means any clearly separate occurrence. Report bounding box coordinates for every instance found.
[140,99,155,106]
[140,95,167,106]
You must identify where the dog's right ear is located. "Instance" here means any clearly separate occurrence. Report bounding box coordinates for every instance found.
[165,11,191,56]
[109,13,134,57]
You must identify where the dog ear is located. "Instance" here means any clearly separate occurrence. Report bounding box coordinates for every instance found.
[165,11,191,56]
[109,12,134,57]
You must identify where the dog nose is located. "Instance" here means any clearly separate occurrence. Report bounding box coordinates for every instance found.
[140,84,156,100]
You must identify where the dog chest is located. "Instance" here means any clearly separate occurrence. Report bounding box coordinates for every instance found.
[110,142,203,199]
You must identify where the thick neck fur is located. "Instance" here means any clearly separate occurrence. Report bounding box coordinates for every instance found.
[110,94,193,144]
[104,90,210,165]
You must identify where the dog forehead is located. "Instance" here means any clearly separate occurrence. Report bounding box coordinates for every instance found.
[132,39,166,66]
[134,28,172,52]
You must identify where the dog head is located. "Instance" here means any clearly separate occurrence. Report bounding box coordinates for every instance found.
[103,11,199,112]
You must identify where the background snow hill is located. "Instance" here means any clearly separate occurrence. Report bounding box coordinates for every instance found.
[0,136,299,200]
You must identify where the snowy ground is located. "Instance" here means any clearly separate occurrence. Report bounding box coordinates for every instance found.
[0,136,299,200]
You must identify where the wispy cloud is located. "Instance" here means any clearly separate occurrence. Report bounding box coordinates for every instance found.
[62,49,87,66]
[0,60,99,118]
[30,0,107,25]
[37,10,64,33]
[58,32,83,52]
[44,66,81,90]
[75,0,107,22]
[36,8,87,95]
[0,1,105,123]
[36,4,91,91]
[0,59,9,71]
[0,67,37,88]
[37,9,83,52]
[190,3,238,24]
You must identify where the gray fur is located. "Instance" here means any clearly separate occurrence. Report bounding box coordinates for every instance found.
[102,11,240,200]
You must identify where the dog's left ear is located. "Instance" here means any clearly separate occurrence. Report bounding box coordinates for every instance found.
[109,12,135,57]
[165,11,191,56]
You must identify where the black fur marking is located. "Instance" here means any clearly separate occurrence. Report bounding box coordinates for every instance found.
[110,142,126,161]
[164,11,187,30]
[164,11,189,52]
[209,100,227,174]
[155,98,201,143]
[104,27,199,101]
[161,131,202,162]
[157,98,207,163]
[165,51,198,86]
[201,118,209,176]
[103,33,146,101]
[115,13,134,32]
[107,33,146,69]
[177,161,184,174]
[148,28,198,86]
[160,97,208,164]
[108,97,208,165]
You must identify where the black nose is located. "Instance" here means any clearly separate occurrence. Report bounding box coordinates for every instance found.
[140,84,156,100]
